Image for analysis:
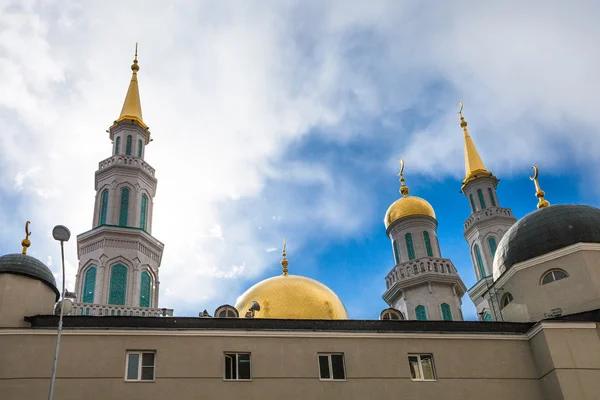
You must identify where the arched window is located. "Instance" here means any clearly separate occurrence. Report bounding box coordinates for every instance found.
[474,244,486,279]
[405,233,416,260]
[108,264,127,305]
[119,187,130,226]
[126,135,132,156]
[501,293,513,310]
[415,305,427,321]
[440,303,452,321]
[115,136,121,155]
[139,271,152,307]
[215,305,239,318]
[392,240,401,264]
[541,269,568,285]
[483,313,492,321]
[99,190,109,225]
[380,308,404,320]
[82,266,96,303]
[488,237,497,259]
[477,189,486,209]
[469,194,477,212]
[140,194,148,231]
[138,139,143,157]
[488,188,496,207]
[423,231,433,257]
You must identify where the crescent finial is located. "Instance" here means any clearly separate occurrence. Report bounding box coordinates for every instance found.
[457,100,464,115]
[530,165,539,181]
[398,158,405,176]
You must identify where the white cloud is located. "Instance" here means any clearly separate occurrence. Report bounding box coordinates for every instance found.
[1,1,599,317]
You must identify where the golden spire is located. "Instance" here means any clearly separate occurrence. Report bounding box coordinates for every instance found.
[530,166,550,209]
[281,239,289,276]
[116,43,148,129]
[398,158,409,197]
[21,221,31,254]
[458,101,489,184]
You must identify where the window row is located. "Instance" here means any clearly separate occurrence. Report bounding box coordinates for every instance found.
[499,269,568,310]
[82,265,153,307]
[415,303,453,321]
[114,135,144,157]
[392,231,435,264]
[469,188,497,213]
[125,351,436,382]
[98,188,149,230]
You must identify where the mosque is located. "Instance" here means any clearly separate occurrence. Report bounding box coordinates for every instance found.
[0,51,599,400]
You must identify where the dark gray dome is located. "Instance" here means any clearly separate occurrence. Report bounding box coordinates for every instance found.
[0,253,60,300]
[493,205,600,280]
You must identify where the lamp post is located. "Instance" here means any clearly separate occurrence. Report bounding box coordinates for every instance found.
[48,225,71,400]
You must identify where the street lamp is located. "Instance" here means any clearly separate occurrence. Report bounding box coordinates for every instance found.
[48,225,71,400]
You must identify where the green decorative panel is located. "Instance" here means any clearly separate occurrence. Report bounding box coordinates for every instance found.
[140,194,148,231]
[108,264,127,305]
[82,266,96,303]
[115,136,121,155]
[99,190,108,225]
[488,237,498,259]
[441,303,452,321]
[477,189,486,209]
[140,271,151,307]
[392,240,400,264]
[126,135,132,156]
[475,244,486,279]
[415,305,427,320]
[469,194,476,212]
[488,188,497,207]
[119,188,130,227]
[138,139,143,157]
[405,233,416,260]
[484,313,492,321]
[423,231,433,257]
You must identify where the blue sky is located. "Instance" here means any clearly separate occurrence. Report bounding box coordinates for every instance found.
[1,1,599,321]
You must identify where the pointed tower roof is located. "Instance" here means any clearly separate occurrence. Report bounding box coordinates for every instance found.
[115,44,148,129]
[458,102,492,186]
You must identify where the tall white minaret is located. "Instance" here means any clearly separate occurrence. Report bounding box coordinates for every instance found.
[458,102,516,321]
[73,46,170,317]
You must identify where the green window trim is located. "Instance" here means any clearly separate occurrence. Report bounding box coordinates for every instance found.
[392,240,400,264]
[423,231,433,257]
[108,264,127,305]
[415,305,427,320]
[138,139,143,157]
[115,136,121,155]
[483,313,493,321]
[441,303,452,321]
[477,189,486,209]
[99,190,109,225]
[488,188,496,207]
[474,244,485,279]
[405,233,416,260]
[126,135,133,156]
[82,266,96,303]
[140,194,148,231]
[469,194,477,212]
[488,237,497,259]
[119,187,130,227]
[139,271,151,307]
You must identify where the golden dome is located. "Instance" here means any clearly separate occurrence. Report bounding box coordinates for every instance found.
[235,274,348,320]
[384,196,436,229]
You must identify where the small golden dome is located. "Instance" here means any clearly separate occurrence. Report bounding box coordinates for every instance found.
[235,274,348,320]
[384,196,436,229]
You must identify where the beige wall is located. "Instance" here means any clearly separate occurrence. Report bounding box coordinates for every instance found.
[0,275,56,328]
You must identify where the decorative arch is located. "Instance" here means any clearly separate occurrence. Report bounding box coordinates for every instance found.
[99,189,109,225]
[440,303,452,321]
[119,187,130,226]
[137,139,143,157]
[488,187,497,207]
[126,135,133,156]
[140,194,148,230]
[487,237,498,259]
[541,269,568,285]
[214,305,239,318]
[500,293,514,310]
[477,189,486,209]
[474,244,486,279]
[415,305,427,320]
[423,231,433,257]
[82,266,97,303]
[380,308,405,320]
[405,233,416,260]
[108,264,128,305]
[115,136,121,155]
[139,270,152,307]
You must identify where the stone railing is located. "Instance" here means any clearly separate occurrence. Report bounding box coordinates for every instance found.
[385,258,457,289]
[72,303,174,317]
[98,155,156,177]
[463,207,513,231]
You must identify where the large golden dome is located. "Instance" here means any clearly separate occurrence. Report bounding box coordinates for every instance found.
[384,196,436,229]
[235,274,348,320]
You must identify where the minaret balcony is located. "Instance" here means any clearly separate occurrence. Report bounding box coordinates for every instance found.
[385,257,460,289]
[463,207,514,233]
[98,154,156,177]
[71,303,173,317]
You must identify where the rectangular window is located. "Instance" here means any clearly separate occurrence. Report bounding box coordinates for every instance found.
[408,354,436,381]
[318,353,346,380]
[224,353,251,380]
[125,351,155,381]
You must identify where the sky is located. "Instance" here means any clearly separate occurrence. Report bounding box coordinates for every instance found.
[1,0,599,321]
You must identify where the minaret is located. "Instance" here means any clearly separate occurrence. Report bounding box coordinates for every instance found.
[458,102,516,321]
[382,160,467,321]
[73,46,171,317]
